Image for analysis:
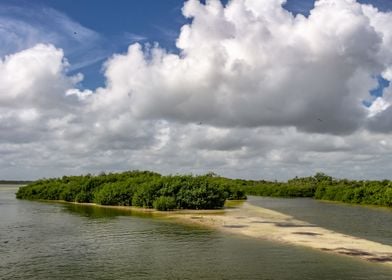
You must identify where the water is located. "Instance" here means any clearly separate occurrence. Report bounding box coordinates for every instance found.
[1,186,392,280]
[248,196,392,246]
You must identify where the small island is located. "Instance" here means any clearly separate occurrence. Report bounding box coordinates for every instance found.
[16,171,247,210]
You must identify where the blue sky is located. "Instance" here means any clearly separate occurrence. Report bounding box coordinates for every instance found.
[1,0,190,88]
[1,0,392,180]
[1,0,391,90]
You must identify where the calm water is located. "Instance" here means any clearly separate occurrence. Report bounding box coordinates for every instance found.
[248,196,392,246]
[1,186,392,280]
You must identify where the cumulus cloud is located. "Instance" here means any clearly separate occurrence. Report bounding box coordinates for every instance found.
[1,0,392,180]
[69,0,391,135]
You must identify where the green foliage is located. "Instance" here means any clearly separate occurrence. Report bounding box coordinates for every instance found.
[93,182,135,206]
[17,171,392,208]
[176,177,226,209]
[16,170,246,210]
[131,180,162,208]
[75,191,91,203]
[313,179,392,206]
[153,196,177,211]
[241,181,316,198]
[242,173,392,207]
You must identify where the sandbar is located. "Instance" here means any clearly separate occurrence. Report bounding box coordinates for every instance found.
[166,201,392,265]
[59,200,392,265]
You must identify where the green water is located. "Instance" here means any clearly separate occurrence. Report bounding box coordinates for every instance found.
[1,186,392,280]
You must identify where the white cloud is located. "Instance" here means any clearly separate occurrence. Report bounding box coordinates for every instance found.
[1,0,392,180]
[0,44,70,104]
[367,96,390,117]
[76,0,391,135]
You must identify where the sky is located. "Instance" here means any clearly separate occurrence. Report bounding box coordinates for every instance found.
[1,0,392,181]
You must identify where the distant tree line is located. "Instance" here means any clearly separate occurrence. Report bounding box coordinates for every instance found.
[0,180,32,185]
[16,171,247,211]
[237,172,392,207]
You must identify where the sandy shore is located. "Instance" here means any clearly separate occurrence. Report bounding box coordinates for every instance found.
[63,200,392,265]
[165,201,392,265]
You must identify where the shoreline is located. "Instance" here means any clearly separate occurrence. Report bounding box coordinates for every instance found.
[55,200,227,215]
[171,202,392,266]
[47,199,392,265]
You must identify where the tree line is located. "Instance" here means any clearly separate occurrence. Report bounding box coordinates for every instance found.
[237,172,392,207]
[16,171,247,210]
[16,171,392,209]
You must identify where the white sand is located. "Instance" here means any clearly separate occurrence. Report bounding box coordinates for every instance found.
[168,202,392,265]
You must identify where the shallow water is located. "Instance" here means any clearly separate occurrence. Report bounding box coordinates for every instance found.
[247,196,392,246]
[1,186,392,280]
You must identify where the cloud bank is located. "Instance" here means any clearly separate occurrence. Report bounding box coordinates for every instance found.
[1,0,392,180]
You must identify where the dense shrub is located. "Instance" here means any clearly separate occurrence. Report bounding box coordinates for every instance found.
[176,177,226,209]
[93,182,135,206]
[232,172,392,207]
[153,196,177,211]
[314,180,392,206]
[17,171,392,208]
[16,170,245,210]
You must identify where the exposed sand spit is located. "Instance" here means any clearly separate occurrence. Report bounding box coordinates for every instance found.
[168,202,392,265]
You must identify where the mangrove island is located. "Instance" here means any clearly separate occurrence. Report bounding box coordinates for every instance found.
[16,171,392,209]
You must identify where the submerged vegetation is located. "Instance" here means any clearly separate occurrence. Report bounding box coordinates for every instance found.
[16,171,392,209]
[16,171,246,210]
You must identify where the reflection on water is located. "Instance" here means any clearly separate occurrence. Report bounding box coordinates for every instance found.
[1,186,392,279]
[64,203,144,219]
